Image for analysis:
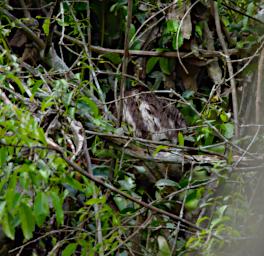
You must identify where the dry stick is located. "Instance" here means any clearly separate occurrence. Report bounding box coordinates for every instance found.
[232,126,260,169]
[119,0,133,124]
[85,129,227,159]
[212,1,239,137]
[54,31,238,59]
[256,46,264,124]
[176,0,201,74]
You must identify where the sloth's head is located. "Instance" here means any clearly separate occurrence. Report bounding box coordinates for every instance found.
[122,89,186,143]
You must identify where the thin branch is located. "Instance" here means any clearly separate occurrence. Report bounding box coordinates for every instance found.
[55,31,239,59]
[119,0,133,124]
[176,0,201,74]
[212,1,239,137]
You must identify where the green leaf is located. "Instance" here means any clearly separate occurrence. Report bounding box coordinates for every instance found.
[172,33,183,50]
[62,243,77,256]
[85,197,106,205]
[185,198,199,211]
[103,53,122,65]
[153,145,168,157]
[42,18,50,36]
[155,179,179,188]
[166,20,179,33]
[19,202,35,240]
[220,112,230,122]
[178,132,184,146]
[50,191,64,226]
[6,73,24,94]
[208,145,225,154]
[146,57,159,74]
[77,96,99,118]
[195,23,203,38]
[157,236,171,256]
[2,212,15,240]
[0,147,8,167]
[34,192,50,226]
[6,188,21,213]
[220,123,234,139]
[159,58,171,75]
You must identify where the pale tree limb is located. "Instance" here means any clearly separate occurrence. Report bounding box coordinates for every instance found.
[256,46,264,124]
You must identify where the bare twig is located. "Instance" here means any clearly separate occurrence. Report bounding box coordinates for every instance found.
[119,0,133,124]
[176,0,201,74]
[55,31,239,59]
[212,1,239,137]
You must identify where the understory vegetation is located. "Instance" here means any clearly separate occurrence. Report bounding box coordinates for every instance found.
[0,0,264,255]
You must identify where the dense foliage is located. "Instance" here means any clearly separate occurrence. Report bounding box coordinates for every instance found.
[0,0,263,255]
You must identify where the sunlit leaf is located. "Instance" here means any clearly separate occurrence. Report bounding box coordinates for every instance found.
[62,243,77,256]
[42,18,50,36]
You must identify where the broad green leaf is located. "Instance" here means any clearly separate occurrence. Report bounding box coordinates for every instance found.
[103,53,122,65]
[0,147,8,167]
[208,144,225,154]
[159,57,171,75]
[153,145,168,157]
[157,236,171,256]
[166,20,179,33]
[78,96,99,118]
[220,123,234,139]
[0,201,6,220]
[220,112,231,122]
[64,176,84,192]
[2,212,15,240]
[19,202,35,240]
[50,191,64,226]
[185,198,199,211]
[34,192,50,226]
[62,243,77,256]
[178,132,184,146]
[42,18,50,36]
[172,33,183,50]
[155,179,179,188]
[195,23,203,38]
[146,57,159,74]
[6,73,24,94]
[85,197,106,205]
[6,188,21,213]
[118,176,135,190]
